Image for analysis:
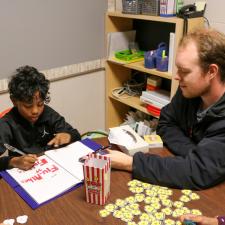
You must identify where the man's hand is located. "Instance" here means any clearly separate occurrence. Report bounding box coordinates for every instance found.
[106,149,133,172]
[47,133,71,148]
[180,214,218,225]
[9,154,37,170]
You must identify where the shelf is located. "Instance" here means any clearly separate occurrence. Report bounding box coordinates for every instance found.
[107,12,183,24]
[108,59,172,79]
[109,94,159,118]
[124,60,172,79]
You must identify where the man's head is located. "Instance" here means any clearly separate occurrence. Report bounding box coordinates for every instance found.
[175,28,225,98]
[8,65,50,124]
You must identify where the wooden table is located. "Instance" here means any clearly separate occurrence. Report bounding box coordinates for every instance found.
[1,138,225,225]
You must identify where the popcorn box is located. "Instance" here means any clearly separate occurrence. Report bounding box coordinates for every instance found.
[83,154,111,205]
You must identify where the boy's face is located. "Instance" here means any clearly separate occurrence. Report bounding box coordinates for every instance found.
[12,91,44,124]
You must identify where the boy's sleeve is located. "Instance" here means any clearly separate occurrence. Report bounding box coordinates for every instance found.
[0,156,13,171]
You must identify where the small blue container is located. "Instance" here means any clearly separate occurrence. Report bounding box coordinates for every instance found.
[144,50,156,69]
[156,56,168,72]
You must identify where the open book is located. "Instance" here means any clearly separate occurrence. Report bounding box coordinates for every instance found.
[0,139,101,209]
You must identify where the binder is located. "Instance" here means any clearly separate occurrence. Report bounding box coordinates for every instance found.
[0,138,102,209]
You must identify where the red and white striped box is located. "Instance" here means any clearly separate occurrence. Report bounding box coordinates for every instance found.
[83,153,111,205]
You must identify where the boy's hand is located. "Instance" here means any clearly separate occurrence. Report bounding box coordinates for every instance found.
[9,154,37,170]
[47,133,71,148]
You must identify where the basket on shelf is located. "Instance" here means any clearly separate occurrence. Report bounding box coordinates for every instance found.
[141,0,160,16]
[122,0,142,14]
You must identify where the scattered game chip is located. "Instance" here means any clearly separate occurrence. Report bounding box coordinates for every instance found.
[181,207,191,214]
[172,209,184,218]
[131,209,141,216]
[127,222,137,225]
[162,207,173,215]
[161,199,173,207]
[151,197,160,203]
[152,202,161,210]
[135,193,145,202]
[164,218,176,225]
[3,219,15,225]
[146,189,157,196]
[176,221,182,225]
[125,196,136,204]
[115,198,126,207]
[105,203,117,212]
[173,201,184,208]
[191,209,202,215]
[141,182,152,189]
[144,205,156,214]
[139,213,150,221]
[99,209,110,218]
[180,195,191,203]
[138,221,149,225]
[154,212,165,220]
[144,196,152,204]
[113,210,123,219]
[190,193,200,200]
[16,215,28,224]
[130,203,140,210]
[128,180,139,187]
[151,220,162,225]
[181,189,192,196]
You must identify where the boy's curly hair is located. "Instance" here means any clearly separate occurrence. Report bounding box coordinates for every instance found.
[8,65,50,104]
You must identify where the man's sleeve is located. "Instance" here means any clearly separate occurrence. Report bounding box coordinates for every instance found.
[133,125,225,190]
[157,89,196,156]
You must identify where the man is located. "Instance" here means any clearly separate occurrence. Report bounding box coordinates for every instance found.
[107,28,225,190]
[0,65,81,171]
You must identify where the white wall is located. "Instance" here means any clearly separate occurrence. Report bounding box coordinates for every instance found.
[0,70,106,135]
[184,0,225,32]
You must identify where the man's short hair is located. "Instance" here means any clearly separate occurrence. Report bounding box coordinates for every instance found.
[8,65,50,103]
[179,28,225,82]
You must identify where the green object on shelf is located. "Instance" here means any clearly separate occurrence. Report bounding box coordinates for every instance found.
[115,49,144,61]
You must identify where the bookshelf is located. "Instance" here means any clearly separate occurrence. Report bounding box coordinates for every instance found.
[105,12,204,128]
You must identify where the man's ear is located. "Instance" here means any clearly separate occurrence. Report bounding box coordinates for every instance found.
[208,64,219,80]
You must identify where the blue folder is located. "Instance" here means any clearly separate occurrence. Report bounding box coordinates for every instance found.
[0,138,102,209]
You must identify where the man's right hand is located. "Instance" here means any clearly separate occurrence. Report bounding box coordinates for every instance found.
[9,154,37,170]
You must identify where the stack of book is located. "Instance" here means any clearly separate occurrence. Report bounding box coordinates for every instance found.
[140,89,170,116]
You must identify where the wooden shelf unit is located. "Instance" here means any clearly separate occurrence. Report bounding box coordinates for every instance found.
[105,12,204,128]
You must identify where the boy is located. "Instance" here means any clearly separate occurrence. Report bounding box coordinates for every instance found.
[0,65,81,171]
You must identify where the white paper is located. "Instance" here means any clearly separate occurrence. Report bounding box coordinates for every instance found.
[45,141,94,180]
[7,155,80,204]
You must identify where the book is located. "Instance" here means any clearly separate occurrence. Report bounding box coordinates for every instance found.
[144,134,163,148]
[168,32,175,73]
[141,90,170,106]
[0,139,101,209]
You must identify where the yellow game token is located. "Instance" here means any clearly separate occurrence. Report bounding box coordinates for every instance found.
[162,199,173,207]
[181,189,192,195]
[158,194,169,200]
[144,196,152,204]
[144,205,156,214]
[139,213,150,221]
[131,209,141,216]
[99,209,110,217]
[176,221,182,225]
[173,201,184,208]
[128,180,139,187]
[130,203,140,210]
[152,202,161,210]
[135,193,145,202]
[152,220,162,225]
[190,193,200,200]
[162,207,173,215]
[191,209,202,215]
[105,203,117,212]
[181,207,191,214]
[180,195,191,203]
[125,196,136,204]
[127,222,137,225]
[154,212,165,220]
[151,196,160,203]
[113,210,123,218]
[142,182,152,189]
[138,221,149,225]
[165,218,176,225]
[115,198,126,207]
[146,189,157,196]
